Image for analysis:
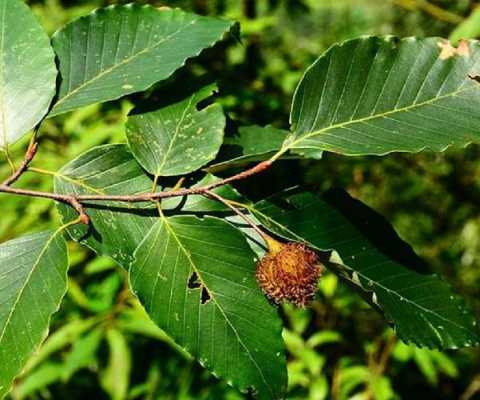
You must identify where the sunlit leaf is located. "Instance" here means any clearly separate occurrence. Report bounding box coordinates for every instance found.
[130,215,287,399]
[50,4,233,116]
[0,230,68,399]
[285,37,480,156]
[0,0,56,148]
[126,84,225,176]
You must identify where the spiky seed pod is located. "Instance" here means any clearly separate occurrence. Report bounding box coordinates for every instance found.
[256,238,323,307]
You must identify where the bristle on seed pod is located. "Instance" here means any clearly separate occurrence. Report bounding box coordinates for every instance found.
[255,237,323,307]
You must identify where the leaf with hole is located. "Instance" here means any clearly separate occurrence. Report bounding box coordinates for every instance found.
[0,0,57,148]
[252,189,480,349]
[126,84,225,176]
[285,37,480,156]
[0,230,69,399]
[50,4,233,116]
[129,215,287,399]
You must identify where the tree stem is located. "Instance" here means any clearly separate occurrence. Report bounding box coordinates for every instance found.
[2,142,38,186]
[0,142,273,225]
[203,189,272,244]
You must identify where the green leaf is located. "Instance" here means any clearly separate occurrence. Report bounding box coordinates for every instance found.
[0,0,57,148]
[129,215,287,399]
[54,145,242,265]
[54,144,157,267]
[126,84,225,176]
[50,4,233,116]
[286,37,480,156]
[208,125,290,172]
[162,173,244,212]
[450,9,480,44]
[100,329,131,400]
[0,230,69,399]
[252,189,480,349]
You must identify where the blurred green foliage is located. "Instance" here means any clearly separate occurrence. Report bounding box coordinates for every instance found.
[1,0,480,398]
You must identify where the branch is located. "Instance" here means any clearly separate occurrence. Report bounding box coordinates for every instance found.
[74,159,272,202]
[0,159,273,224]
[203,189,272,243]
[2,142,38,186]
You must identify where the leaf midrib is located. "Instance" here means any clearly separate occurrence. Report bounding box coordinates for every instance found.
[155,93,196,176]
[161,216,274,397]
[286,84,478,152]
[52,17,198,113]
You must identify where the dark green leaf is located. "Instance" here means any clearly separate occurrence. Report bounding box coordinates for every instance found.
[54,145,242,265]
[130,215,287,399]
[208,125,290,172]
[126,84,225,176]
[286,37,480,156]
[0,230,69,399]
[252,189,480,349]
[0,0,57,147]
[54,144,156,266]
[50,4,233,116]
[162,173,244,212]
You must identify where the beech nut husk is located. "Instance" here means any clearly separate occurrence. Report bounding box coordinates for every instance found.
[255,239,323,307]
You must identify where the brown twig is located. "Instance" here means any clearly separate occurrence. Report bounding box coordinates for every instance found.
[74,159,272,202]
[0,155,273,224]
[203,189,272,243]
[0,184,90,224]
[0,140,90,224]
[2,142,38,186]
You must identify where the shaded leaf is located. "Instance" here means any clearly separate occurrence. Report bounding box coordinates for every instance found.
[0,230,69,399]
[126,84,225,176]
[0,0,57,148]
[208,125,290,172]
[54,144,157,267]
[54,145,242,264]
[50,4,233,116]
[162,173,244,213]
[252,189,480,349]
[130,215,287,399]
[286,37,480,156]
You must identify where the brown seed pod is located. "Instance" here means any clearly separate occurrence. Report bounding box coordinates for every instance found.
[256,238,323,307]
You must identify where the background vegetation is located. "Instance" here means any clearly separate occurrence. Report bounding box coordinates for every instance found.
[1,0,480,398]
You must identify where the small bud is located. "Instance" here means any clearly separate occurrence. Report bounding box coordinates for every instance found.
[256,238,323,307]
